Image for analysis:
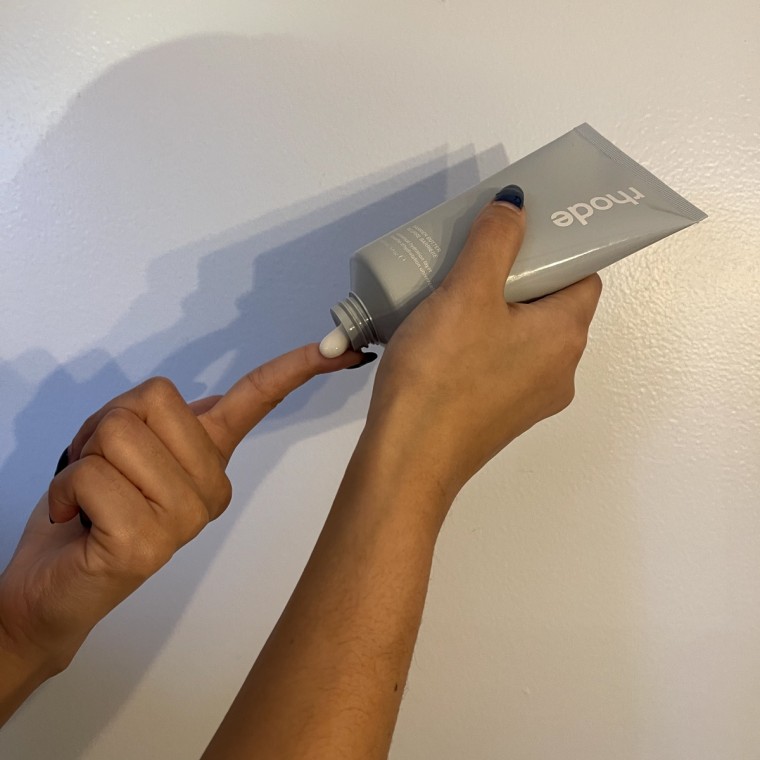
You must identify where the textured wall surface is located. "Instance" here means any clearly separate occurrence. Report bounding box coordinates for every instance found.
[1,2,758,758]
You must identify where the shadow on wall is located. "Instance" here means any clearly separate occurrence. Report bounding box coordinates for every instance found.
[0,35,509,756]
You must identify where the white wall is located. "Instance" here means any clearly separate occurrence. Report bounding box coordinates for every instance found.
[1,2,758,758]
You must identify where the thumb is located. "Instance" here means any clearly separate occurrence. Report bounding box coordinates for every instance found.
[444,185,526,300]
[198,343,361,460]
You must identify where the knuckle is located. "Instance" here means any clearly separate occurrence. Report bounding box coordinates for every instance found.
[195,454,233,517]
[97,407,138,441]
[139,376,182,407]
[46,475,67,514]
[184,492,211,539]
[77,452,108,480]
[558,391,575,414]
[563,379,577,408]
[552,311,589,364]
[245,364,283,409]
[569,320,589,359]
[68,453,104,490]
[298,343,316,374]
[552,379,576,415]
[214,474,233,516]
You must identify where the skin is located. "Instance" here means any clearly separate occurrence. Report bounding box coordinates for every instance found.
[0,344,364,725]
[0,197,601,756]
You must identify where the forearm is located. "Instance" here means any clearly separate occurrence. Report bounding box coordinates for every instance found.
[203,419,455,759]
[0,505,83,729]
[0,624,52,727]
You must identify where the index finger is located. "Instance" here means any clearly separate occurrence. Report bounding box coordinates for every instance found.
[532,273,603,328]
[198,343,361,460]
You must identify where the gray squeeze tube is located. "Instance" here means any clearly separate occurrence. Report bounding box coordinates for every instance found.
[329,124,706,350]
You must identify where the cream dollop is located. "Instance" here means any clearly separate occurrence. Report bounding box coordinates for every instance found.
[319,326,350,358]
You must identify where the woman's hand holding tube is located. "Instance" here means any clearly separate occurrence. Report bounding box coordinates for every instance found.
[365,193,602,521]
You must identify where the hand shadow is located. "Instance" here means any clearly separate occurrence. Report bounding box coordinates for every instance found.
[0,34,509,758]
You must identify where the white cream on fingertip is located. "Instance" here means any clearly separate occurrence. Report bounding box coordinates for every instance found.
[319,326,350,358]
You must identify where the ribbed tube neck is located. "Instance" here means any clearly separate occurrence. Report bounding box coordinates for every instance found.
[329,293,378,351]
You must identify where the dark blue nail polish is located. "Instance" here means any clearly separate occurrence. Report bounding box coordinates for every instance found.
[493,184,524,209]
[54,447,69,475]
[347,351,378,370]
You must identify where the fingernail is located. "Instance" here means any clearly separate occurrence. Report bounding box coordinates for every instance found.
[54,446,70,476]
[493,184,524,210]
[347,351,378,370]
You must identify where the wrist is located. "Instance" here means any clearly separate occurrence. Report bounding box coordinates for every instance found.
[0,623,58,726]
[352,410,462,535]
[0,605,66,676]
[0,572,74,690]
